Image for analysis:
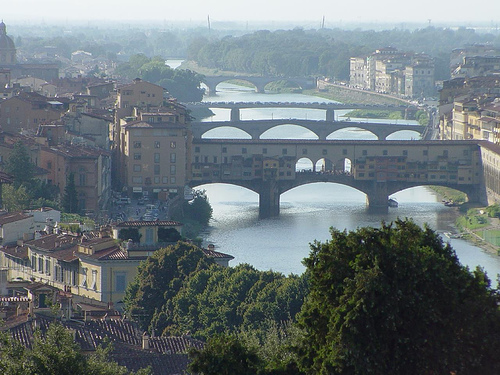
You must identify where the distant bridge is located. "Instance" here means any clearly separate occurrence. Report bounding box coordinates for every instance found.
[202,76,317,95]
[189,139,485,218]
[186,101,417,121]
[191,119,424,141]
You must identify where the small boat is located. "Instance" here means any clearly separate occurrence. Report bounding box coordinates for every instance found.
[388,198,398,207]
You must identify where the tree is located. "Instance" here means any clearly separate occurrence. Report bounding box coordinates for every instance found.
[188,334,262,375]
[297,219,500,375]
[62,173,78,213]
[124,241,216,332]
[0,322,150,375]
[4,140,34,188]
[1,184,31,211]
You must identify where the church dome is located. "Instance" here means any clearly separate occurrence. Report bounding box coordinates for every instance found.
[0,21,16,65]
[0,21,15,50]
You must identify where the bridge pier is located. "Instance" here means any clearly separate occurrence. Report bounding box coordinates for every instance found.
[366,182,389,210]
[259,175,280,218]
[230,108,240,121]
[206,84,217,96]
[326,109,335,122]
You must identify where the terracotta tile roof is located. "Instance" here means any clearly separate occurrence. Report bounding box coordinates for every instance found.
[115,220,183,228]
[0,244,29,260]
[0,211,32,225]
[5,316,204,374]
[202,248,234,260]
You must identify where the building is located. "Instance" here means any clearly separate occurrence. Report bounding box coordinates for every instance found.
[0,91,65,134]
[349,47,435,98]
[118,102,191,197]
[38,143,112,213]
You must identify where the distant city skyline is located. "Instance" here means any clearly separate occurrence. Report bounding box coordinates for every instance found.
[3,0,500,27]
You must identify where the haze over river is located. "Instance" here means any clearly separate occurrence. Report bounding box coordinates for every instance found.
[195,82,500,281]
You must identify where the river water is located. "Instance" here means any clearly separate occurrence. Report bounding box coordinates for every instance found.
[195,82,500,281]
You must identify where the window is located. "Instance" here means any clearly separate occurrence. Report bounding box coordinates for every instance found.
[343,149,347,155]
[170,141,176,148]
[242,147,247,154]
[195,146,200,153]
[79,173,86,186]
[133,164,141,172]
[154,165,160,175]
[134,153,141,160]
[170,165,176,175]
[362,150,367,156]
[133,141,141,148]
[154,141,160,148]
[45,259,50,275]
[115,273,126,292]
[383,150,388,156]
[162,176,168,183]
[132,176,143,183]
[91,270,97,290]
[263,148,267,154]
[38,258,44,273]
[213,156,218,163]
[302,149,307,155]
[322,149,327,155]
[222,147,227,153]
[403,150,408,156]
[81,268,88,288]
[171,177,176,184]
[154,153,160,163]
[423,150,428,156]
[47,161,52,169]
[170,153,176,163]
[154,176,160,183]
[443,150,448,157]
[282,148,287,155]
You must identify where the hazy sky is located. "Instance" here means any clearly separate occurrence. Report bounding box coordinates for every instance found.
[2,0,499,25]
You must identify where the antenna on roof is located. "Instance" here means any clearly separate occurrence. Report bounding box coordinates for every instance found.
[321,16,325,29]
[207,15,211,33]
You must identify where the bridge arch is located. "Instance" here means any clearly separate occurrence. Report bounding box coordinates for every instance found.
[201,126,252,139]
[327,126,378,140]
[386,129,422,141]
[296,157,314,172]
[260,124,319,140]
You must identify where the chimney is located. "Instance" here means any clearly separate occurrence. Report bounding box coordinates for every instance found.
[142,332,150,350]
[208,244,215,251]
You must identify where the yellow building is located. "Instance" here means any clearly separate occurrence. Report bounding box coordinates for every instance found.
[118,104,191,197]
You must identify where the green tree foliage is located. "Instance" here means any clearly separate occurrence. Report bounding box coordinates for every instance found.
[485,203,500,218]
[4,141,35,188]
[157,227,182,242]
[188,27,500,81]
[124,241,216,331]
[189,334,262,375]
[62,173,79,213]
[159,264,307,339]
[0,322,150,375]
[297,219,500,375]
[115,54,205,102]
[182,190,213,226]
[189,323,304,375]
[2,184,31,211]
[118,228,141,243]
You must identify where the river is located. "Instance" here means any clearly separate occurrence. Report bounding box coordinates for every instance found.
[195,82,500,281]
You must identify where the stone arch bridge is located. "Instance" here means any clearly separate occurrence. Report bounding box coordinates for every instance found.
[202,76,317,95]
[189,139,485,218]
[191,119,424,141]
